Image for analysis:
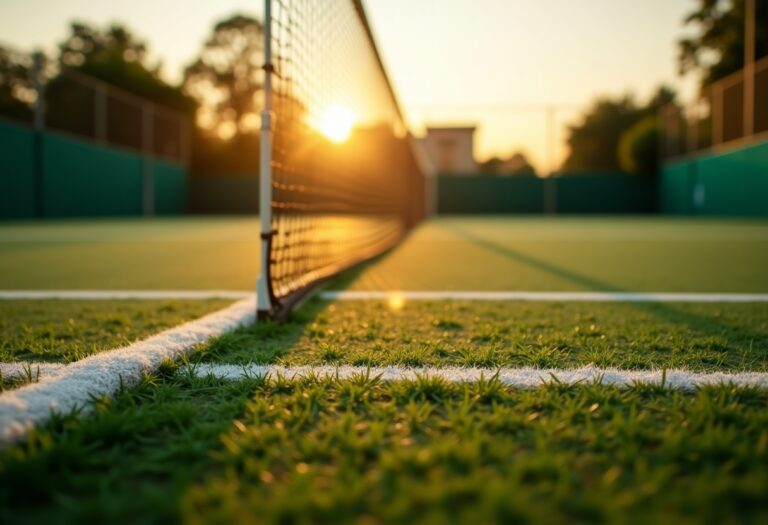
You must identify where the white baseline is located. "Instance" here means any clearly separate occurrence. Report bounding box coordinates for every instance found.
[3,362,767,395]
[0,290,253,300]
[3,290,768,303]
[187,364,768,390]
[321,291,768,303]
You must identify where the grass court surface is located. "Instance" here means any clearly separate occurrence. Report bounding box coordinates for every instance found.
[1,216,767,523]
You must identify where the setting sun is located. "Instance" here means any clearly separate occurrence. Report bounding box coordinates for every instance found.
[319,105,355,143]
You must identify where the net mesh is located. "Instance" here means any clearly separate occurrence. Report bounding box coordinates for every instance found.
[264,0,423,315]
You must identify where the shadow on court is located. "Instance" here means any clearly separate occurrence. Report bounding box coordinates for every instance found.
[439,221,768,347]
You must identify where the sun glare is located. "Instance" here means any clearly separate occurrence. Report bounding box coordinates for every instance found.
[319,105,355,143]
[387,292,406,311]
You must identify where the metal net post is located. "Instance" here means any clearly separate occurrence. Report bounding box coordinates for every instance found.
[256,0,275,319]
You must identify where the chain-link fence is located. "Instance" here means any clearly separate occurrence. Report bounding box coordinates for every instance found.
[0,42,190,164]
[661,56,768,159]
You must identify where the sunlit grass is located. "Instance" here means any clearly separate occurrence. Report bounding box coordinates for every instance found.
[196,298,768,372]
[2,369,767,524]
[0,299,233,364]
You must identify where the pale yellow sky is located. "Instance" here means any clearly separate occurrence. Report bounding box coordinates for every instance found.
[0,0,696,171]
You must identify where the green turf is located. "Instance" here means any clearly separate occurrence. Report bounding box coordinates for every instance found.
[0,218,259,290]
[184,377,768,525]
[0,299,232,363]
[339,217,768,293]
[196,298,768,372]
[2,216,767,524]
[2,217,767,292]
[0,367,261,524]
[1,368,766,524]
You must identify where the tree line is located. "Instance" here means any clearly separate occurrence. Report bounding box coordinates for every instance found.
[479,0,767,176]
[562,0,767,176]
[1,0,765,177]
[0,14,266,174]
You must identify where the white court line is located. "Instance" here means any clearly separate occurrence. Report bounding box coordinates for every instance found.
[187,364,768,389]
[3,290,768,303]
[0,297,255,446]
[0,290,253,300]
[321,291,768,303]
[5,361,767,394]
[4,359,767,446]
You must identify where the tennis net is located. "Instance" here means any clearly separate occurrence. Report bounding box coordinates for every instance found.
[257,0,424,319]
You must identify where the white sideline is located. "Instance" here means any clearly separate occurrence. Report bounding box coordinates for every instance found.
[320,291,768,303]
[0,290,253,300]
[3,290,768,303]
[0,297,256,445]
[6,362,767,391]
[187,364,768,389]
[3,360,767,446]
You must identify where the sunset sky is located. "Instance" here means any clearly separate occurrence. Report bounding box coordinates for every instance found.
[0,0,697,172]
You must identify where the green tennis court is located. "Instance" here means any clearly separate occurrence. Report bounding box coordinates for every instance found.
[2,216,767,292]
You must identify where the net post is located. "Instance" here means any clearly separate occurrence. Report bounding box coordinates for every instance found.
[256,0,274,319]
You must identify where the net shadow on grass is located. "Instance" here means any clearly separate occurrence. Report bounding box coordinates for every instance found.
[190,297,328,365]
[441,222,768,351]
[190,243,409,366]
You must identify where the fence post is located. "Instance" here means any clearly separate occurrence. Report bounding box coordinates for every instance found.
[743,0,755,138]
[687,105,699,154]
[657,106,667,166]
[669,106,681,157]
[95,84,107,143]
[712,84,723,146]
[179,115,191,166]
[32,54,45,131]
[543,177,557,215]
[32,52,45,217]
[142,102,155,216]
[543,105,557,214]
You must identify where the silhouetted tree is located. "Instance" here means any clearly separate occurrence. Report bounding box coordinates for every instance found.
[618,117,659,175]
[0,46,35,122]
[679,0,768,86]
[53,22,194,112]
[479,152,536,176]
[183,14,264,137]
[563,96,642,171]
[564,86,676,174]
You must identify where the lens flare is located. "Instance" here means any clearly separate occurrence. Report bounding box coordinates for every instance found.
[388,292,406,311]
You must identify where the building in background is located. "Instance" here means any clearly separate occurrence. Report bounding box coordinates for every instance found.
[418,126,477,175]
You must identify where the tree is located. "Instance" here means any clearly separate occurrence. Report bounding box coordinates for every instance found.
[562,96,642,171]
[183,15,264,138]
[618,117,659,175]
[59,23,147,69]
[0,46,35,122]
[479,152,536,175]
[563,86,676,174]
[679,0,768,86]
[53,22,195,113]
